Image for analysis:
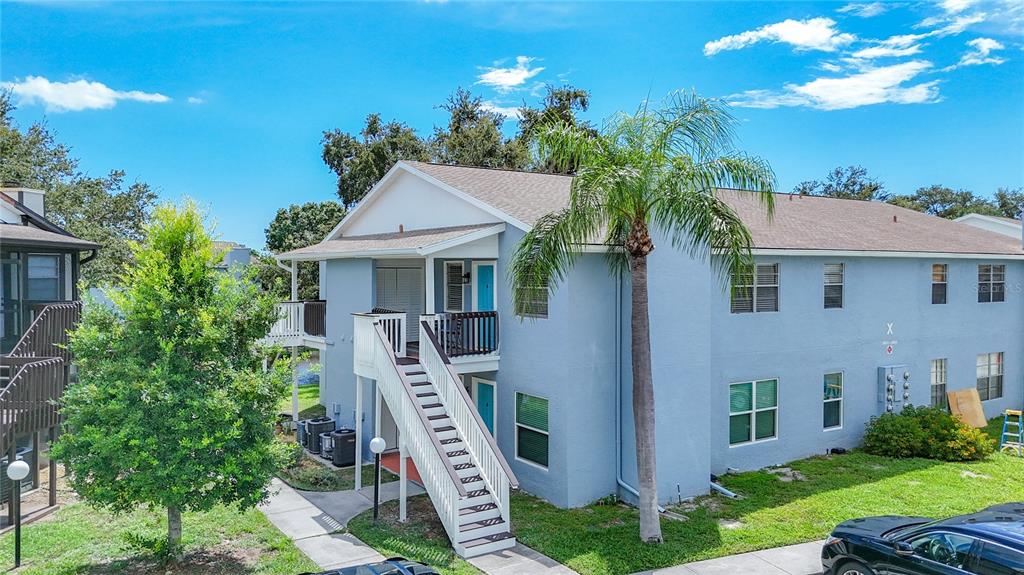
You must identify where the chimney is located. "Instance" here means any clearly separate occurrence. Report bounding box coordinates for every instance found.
[0,185,46,218]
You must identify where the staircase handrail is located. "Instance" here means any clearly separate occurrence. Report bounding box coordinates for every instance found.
[419,320,519,526]
[0,356,65,456]
[7,301,82,361]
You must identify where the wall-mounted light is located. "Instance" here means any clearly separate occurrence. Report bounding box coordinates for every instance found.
[462,271,472,284]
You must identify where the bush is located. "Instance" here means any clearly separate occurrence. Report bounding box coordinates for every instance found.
[863,405,995,461]
[863,412,927,458]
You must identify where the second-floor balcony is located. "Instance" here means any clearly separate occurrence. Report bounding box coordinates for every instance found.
[263,300,328,349]
[354,310,500,377]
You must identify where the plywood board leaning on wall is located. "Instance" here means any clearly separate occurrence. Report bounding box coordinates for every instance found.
[947,388,988,428]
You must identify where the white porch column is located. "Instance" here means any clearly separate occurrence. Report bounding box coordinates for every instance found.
[290,260,298,300]
[354,375,364,491]
[291,346,299,428]
[425,255,435,315]
[399,436,408,522]
[374,385,382,438]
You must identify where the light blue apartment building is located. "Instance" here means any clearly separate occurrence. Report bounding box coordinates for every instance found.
[271,161,1024,557]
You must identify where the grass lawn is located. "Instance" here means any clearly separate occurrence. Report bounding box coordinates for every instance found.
[347,496,481,575]
[0,502,317,574]
[511,450,1024,575]
[278,453,398,492]
[279,384,325,419]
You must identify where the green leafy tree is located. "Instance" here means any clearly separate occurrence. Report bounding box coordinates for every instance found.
[510,94,774,542]
[794,165,887,201]
[994,187,1024,220]
[265,201,346,300]
[431,87,529,170]
[251,250,290,299]
[518,85,596,174]
[0,92,156,285]
[887,185,1000,219]
[322,114,430,207]
[53,201,290,553]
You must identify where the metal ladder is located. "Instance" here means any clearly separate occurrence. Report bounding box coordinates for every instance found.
[999,410,1023,456]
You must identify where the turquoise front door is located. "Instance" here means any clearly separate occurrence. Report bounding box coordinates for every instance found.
[475,380,495,435]
[475,263,495,312]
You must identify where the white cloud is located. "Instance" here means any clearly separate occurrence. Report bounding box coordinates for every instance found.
[704,17,855,56]
[2,76,170,112]
[476,56,545,94]
[941,0,978,15]
[851,44,923,59]
[818,62,845,72]
[729,60,940,110]
[187,96,205,105]
[942,37,1007,71]
[837,2,891,18]
[481,101,522,120]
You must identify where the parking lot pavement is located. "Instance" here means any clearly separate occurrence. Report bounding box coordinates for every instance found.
[633,540,825,575]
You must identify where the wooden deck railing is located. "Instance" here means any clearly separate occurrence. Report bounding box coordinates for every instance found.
[265,300,327,342]
[7,301,82,362]
[425,311,499,357]
[0,356,65,457]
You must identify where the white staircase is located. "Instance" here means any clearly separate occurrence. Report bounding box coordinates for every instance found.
[360,317,519,558]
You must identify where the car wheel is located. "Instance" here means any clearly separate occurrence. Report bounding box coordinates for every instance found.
[836,560,875,575]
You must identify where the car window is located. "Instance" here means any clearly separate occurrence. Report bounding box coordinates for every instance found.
[975,542,1024,575]
[908,532,976,570]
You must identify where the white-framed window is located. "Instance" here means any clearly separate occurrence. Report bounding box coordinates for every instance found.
[731,263,779,313]
[515,392,548,468]
[729,378,778,445]
[823,372,843,429]
[444,261,464,312]
[976,352,1003,401]
[515,283,548,319]
[823,263,844,309]
[931,358,948,409]
[978,264,1005,303]
[932,264,948,305]
[26,254,61,301]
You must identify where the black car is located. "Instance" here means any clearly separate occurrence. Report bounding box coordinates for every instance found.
[822,503,1024,575]
[301,557,439,575]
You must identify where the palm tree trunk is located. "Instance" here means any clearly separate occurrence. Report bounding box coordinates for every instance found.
[630,254,662,542]
[168,505,182,550]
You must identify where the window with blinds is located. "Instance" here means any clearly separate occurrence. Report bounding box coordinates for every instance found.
[976,352,1003,401]
[444,261,464,312]
[729,378,777,445]
[515,393,548,467]
[26,254,61,301]
[978,264,1005,303]
[823,372,843,429]
[931,358,948,409]
[823,263,843,309]
[731,264,779,313]
[515,285,548,318]
[931,264,947,305]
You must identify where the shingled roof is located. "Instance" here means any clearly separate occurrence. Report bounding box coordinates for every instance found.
[404,162,1022,256]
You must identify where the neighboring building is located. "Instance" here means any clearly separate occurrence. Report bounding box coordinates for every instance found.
[955,213,1022,239]
[271,162,1024,557]
[212,240,252,276]
[0,185,95,512]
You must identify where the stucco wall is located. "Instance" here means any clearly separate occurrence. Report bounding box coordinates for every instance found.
[707,255,1024,473]
[320,258,373,430]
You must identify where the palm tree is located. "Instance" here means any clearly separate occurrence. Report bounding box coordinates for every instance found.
[509,93,775,542]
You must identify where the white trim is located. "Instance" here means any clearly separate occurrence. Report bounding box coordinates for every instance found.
[472,260,497,312]
[444,261,465,313]
[419,224,505,255]
[328,162,528,241]
[747,248,1024,260]
[471,376,497,440]
[727,378,779,447]
[276,224,506,263]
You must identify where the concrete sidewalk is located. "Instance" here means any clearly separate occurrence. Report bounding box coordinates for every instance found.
[260,477,579,574]
[633,540,825,575]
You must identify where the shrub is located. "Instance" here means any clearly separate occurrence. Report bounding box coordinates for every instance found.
[863,412,926,458]
[862,405,995,461]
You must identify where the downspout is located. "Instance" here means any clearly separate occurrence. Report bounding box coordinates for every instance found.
[80,249,98,265]
[615,273,665,512]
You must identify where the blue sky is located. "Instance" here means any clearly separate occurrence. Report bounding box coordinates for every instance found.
[3,1,1023,250]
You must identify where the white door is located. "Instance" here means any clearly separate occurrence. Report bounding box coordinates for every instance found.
[375,266,424,342]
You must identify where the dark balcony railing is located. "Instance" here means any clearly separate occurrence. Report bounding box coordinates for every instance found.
[303,300,326,337]
[431,311,499,357]
[7,301,81,362]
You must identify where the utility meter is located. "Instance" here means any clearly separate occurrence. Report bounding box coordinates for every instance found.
[878,365,910,414]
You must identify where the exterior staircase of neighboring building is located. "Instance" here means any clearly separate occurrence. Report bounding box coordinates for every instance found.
[356,316,518,558]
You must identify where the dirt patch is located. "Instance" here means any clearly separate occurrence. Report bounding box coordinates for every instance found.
[675,495,723,514]
[767,467,806,482]
[718,518,744,530]
[961,470,991,480]
[79,542,264,575]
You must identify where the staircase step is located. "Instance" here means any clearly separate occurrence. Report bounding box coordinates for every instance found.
[459,502,497,516]
[457,517,507,542]
[428,414,449,421]
[466,489,489,498]
[461,474,483,484]
[446,449,469,458]
[422,403,443,410]
[410,380,432,387]
[416,391,438,399]
[404,370,426,377]
[459,531,516,557]
[440,437,463,445]
[435,425,456,433]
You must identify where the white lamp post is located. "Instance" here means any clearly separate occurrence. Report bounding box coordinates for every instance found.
[369,437,386,521]
[7,459,30,568]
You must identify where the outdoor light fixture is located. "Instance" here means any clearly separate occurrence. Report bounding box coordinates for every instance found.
[7,459,30,568]
[369,436,386,522]
[461,271,472,284]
